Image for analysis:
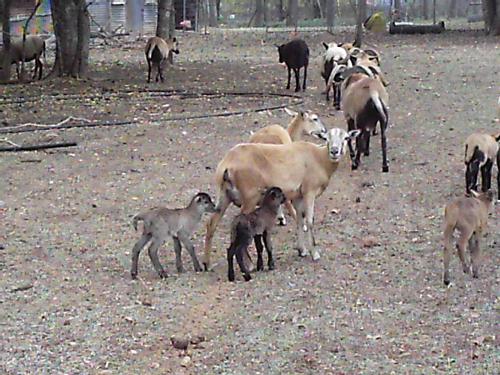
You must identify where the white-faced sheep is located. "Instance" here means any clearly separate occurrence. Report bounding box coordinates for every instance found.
[442,190,494,285]
[131,192,216,279]
[203,128,361,270]
[0,35,45,80]
[464,132,500,200]
[227,187,286,282]
[145,36,179,83]
[320,42,348,103]
[341,71,390,172]
[249,108,327,225]
[276,39,309,92]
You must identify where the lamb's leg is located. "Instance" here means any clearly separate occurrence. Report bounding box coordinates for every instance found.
[443,225,453,285]
[353,130,364,170]
[286,67,291,90]
[285,200,297,222]
[364,130,371,156]
[235,244,252,281]
[293,198,309,257]
[347,119,356,162]
[203,195,230,270]
[227,244,236,282]
[147,60,152,83]
[302,64,307,91]
[294,68,300,92]
[130,233,152,279]
[262,230,275,270]
[173,236,185,273]
[456,232,470,275]
[254,235,264,271]
[469,233,481,279]
[159,62,165,82]
[480,159,493,192]
[38,57,43,80]
[466,161,479,194]
[178,232,202,272]
[148,238,168,278]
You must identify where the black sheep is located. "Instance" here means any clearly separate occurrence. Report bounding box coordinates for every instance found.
[276,39,309,92]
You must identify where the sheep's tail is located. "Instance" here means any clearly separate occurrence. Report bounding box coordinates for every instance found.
[370,89,387,127]
[132,214,144,231]
[146,41,156,60]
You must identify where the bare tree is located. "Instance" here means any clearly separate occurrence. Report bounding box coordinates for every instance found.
[157,0,173,39]
[422,0,429,19]
[209,0,218,26]
[255,0,265,26]
[355,0,366,47]
[0,0,12,82]
[325,0,335,30]
[483,0,500,35]
[276,0,286,21]
[286,0,298,26]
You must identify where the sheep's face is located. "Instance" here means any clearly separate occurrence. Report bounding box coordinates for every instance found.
[303,112,327,140]
[169,37,180,54]
[326,128,361,161]
[277,44,285,63]
[194,192,217,213]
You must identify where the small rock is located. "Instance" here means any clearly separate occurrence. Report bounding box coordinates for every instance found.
[180,356,191,367]
[190,335,206,345]
[362,236,381,248]
[171,336,189,350]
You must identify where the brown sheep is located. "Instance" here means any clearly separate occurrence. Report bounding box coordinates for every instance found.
[145,36,179,83]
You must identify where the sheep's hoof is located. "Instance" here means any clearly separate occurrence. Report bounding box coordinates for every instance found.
[364,151,370,156]
[295,88,300,93]
[298,248,309,257]
[382,165,389,173]
[351,164,358,171]
[158,270,168,279]
[335,105,341,110]
[228,274,235,282]
[443,278,450,286]
[243,274,252,282]
[268,262,275,271]
[177,267,186,273]
[131,271,138,280]
[202,262,209,271]
[256,262,264,272]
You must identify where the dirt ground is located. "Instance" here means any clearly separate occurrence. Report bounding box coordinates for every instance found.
[0,29,499,374]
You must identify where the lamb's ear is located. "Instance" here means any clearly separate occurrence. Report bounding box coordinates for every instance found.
[347,130,362,139]
[470,190,480,198]
[322,42,329,50]
[284,107,297,117]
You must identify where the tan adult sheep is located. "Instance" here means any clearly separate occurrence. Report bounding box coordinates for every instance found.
[0,35,45,80]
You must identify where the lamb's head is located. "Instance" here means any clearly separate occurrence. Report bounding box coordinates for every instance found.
[276,44,286,63]
[470,189,495,209]
[193,192,217,213]
[326,128,361,161]
[169,37,179,54]
[261,187,286,210]
[284,108,327,140]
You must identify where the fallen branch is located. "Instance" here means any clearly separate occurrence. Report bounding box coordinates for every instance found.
[10,284,34,293]
[0,120,137,134]
[0,116,92,133]
[0,137,20,147]
[0,141,77,152]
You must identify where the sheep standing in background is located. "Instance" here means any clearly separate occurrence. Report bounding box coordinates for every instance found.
[0,35,45,80]
[226,187,286,282]
[442,190,494,285]
[130,192,216,279]
[320,42,348,103]
[145,36,179,83]
[276,39,309,92]
[464,132,500,200]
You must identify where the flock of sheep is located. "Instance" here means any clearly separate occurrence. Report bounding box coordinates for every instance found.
[1,32,497,285]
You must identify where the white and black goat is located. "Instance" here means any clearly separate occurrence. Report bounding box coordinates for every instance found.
[464,132,500,200]
[145,36,179,83]
[0,35,45,80]
[276,39,309,92]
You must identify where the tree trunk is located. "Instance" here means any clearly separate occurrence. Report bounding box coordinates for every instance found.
[422,0,429,19]
[216,0,221,18]
[286,0,298,26]
[483,0,500,35]
[51,0,90,78]
[209,0,218,26]
[355,0,366,47]
[276,0,285,21]
[255,0,265,26]
[325,0,335,30]
[447,0,457,19]
[157,0,172,39]
[0,0,12,82]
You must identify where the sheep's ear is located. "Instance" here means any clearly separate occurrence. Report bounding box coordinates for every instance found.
[347,130,362,139]
[284,107,297,117]
[470,190,480,198]
[172,37,177,42]
[322,42,329,50]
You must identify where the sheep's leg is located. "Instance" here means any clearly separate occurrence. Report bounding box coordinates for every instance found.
[353,129,364,170]
[294,68,300,92]
[303,194,319,261]
[38,57,43,80]
[380,120,389,173]
[302,64,307,91]
[158,62,165,82]
[173,236,185,273]
[334,85,341,110]
[254,235,264,271]
[465,161,479,194]
[347,119,356,162]
[203,195,230,270]
[443,226,453,285]
[286,67,291,90]
[293,198,309,257]
[285,200,297,222]
[469,233,481,279]
[480,159,493,192]
[456,232,470,275]
[364,130,371,156]
[178,232,202,272]
[235,244,252,281]
[148,238,168,278]
[147,60,152,83]
[130,233,152,279]
[227,244,236,282]
[263,230,275,270]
